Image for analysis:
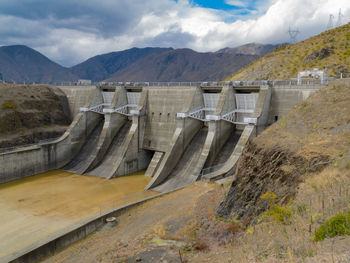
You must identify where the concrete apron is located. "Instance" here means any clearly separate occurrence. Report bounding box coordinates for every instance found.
[3,185,185,263]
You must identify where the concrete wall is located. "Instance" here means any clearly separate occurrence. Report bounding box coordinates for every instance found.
[59,86,97,117]
[145,86,204,189]
[0,87,103,183]
[103,88,152,178]
[143,86,200,152]
[268,85,321,124]
[254,86,272,134]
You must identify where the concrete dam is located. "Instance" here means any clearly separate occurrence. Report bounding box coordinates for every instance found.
[0,82,322,191]
[0,81,323,263]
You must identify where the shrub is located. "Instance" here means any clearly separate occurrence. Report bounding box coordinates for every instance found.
[193,240,208,251]
[227,222,240,235]
[346,163,350,169]
[2,101,16,109]
[314,211,350,241]
[259,191,293,224]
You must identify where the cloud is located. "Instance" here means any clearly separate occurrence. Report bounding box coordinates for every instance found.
[0,0,349,66]
[225,0,247,8]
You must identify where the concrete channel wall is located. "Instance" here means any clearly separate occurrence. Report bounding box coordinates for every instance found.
[86,87,128,171]
[0,86,103,183]
[114,89,153,176]
[80,87,128,173]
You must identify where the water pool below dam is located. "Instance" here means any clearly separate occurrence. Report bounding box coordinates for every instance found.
[0,170,157,262]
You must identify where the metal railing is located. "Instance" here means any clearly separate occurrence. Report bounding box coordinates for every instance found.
[113,104,138,116]
[80,103,111,114]
[4,77,337,87]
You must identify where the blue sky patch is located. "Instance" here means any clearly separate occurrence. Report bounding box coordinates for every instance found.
[191,0,252,11]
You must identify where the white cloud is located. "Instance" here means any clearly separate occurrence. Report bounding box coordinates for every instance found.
[225,0,247,8]
[0,0,349,66]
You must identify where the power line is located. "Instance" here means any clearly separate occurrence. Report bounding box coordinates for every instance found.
[327,14,334,30]
[288,27,300,43]
[336,8,343,27]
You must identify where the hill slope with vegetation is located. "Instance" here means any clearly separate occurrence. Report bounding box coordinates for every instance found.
[230,23,350,80]
[0,84,71,148]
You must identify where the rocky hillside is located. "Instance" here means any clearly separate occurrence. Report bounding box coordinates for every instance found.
[0,84,71,148]
[105,48,258,82]
[230,23,350,80]
[0,45,77,83]
[217,79,350,221]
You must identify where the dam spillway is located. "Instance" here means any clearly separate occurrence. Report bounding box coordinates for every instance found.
[0,170,156,262]
[0,81,325,262]
[0,82,323,189]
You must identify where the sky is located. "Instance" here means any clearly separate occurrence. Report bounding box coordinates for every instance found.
[0,0,349,67]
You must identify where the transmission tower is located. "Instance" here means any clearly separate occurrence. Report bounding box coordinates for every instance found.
[327,14,334,30]
[288,27,300,43]
[336,8,343,27]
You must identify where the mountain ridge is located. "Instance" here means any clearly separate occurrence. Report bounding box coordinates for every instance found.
[0,43,277,83]
[0,45,77,83]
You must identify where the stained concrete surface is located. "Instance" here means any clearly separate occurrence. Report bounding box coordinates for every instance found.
[0,170,156,261]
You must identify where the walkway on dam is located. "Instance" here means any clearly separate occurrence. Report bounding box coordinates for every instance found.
[0,170,157,262]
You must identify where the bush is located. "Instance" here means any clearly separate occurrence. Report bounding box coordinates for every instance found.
[259,191,293,224]
[2,101,16,109]
[314,211,350,241]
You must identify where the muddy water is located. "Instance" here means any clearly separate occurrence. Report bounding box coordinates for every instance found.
[0,170,157,260]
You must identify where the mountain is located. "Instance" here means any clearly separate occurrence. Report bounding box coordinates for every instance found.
[105,48,258,82]
[217,43,279,56]
[71,47,173,82]
[0,45,77,83]
[229,23,350,80]
[0,43,277,83]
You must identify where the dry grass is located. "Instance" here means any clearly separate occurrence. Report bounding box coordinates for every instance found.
[189,158,350,263]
